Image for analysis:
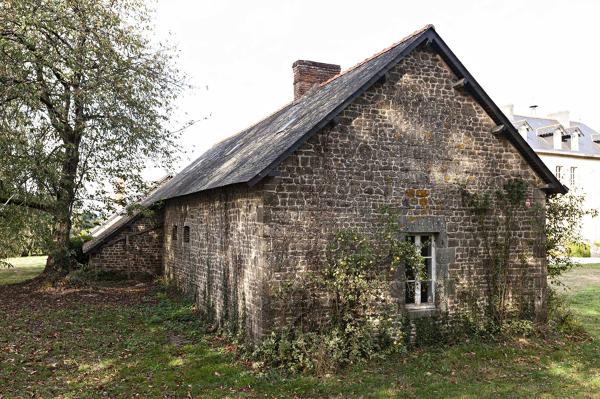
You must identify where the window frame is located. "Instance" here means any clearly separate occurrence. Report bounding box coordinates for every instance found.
[570,166,577,187]
[555,165,563,182]
[183,226,190,243]
[405,234,436,309]
[172,225,178,242]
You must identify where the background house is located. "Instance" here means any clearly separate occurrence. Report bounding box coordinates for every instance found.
[502,105,600,250]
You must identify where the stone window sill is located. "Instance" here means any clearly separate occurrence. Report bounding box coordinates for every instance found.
[405,304,437,318]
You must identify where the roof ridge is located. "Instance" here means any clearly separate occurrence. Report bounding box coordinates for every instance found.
[196,24,434,154]
[319,24,434,87]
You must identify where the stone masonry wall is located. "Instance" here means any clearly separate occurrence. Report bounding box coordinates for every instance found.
[260,46,548,328]
[89,212,164,275]
[162,186,267,340]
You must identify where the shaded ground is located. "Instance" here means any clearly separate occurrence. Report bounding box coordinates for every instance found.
[0,266,598,398]
[0,256,46,285]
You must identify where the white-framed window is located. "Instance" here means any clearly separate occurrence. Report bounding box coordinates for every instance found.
[555,165,563,182]
[405,235,435,308]
[570,166,577,186]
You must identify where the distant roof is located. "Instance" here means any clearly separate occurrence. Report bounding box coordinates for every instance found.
[513,115,600,156]
[84,25,566,253]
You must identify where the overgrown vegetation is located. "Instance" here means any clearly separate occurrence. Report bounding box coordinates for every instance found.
[460,178,533,326]
[251,209,432,373]
[0,268,598,398]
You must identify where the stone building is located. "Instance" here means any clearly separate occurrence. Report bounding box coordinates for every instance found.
[83,25,565,340]
[502,105,600,254]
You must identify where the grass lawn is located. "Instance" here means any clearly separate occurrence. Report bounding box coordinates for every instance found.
[0,266,599,398]
[0,255,46,285]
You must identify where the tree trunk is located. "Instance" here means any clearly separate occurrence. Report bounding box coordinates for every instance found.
[43,128,81,277]
[44,206,74,276]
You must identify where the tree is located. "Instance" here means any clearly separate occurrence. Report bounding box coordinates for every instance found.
[0,0,185,276]
[545,190,598,282]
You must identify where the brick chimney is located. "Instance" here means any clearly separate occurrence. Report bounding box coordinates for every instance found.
[293,60,340,100]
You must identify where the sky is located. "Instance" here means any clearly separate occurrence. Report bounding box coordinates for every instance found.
[149,0,600,177]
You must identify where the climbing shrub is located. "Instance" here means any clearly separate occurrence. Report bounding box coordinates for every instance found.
[461,178,531,326]
[253,214,425,374]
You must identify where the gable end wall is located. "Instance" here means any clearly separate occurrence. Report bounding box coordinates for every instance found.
[88,212,164,275]
[260,47,548,328]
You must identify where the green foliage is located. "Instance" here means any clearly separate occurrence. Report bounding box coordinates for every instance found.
[568,242,591,258]
[545,191,597,280]
[461,178,530,324]
[0,0,186,273]
[253,217,426,374]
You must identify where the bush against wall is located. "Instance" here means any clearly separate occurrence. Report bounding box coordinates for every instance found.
[253,211,427,373]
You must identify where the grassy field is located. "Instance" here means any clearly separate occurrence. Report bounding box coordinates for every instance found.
[0,265,598,398]
[0,255,46,285]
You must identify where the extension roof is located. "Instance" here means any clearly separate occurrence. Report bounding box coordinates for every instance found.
[83,25,566,254]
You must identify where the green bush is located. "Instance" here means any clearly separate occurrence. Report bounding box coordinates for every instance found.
[69,233,92,264]
[500,319,535,337]
[568,242,590,258]
[252,229,413,374]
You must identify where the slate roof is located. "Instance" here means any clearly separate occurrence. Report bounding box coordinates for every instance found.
[83,25,566,254]
[513,115,600,156]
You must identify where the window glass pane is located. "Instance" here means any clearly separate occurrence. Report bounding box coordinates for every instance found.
[405,262,416,280]
[407,235,416,244]
[420,281,433,304]
[420,237,432,257]
[405,281,416,304]
[424,257,432,279]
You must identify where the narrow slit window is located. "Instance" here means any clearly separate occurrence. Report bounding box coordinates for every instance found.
[183,226,190,243]
[405,234,435,307]
[172,225,178,241]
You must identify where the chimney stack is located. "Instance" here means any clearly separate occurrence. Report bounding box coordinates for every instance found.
[548,111,571,129]
[293,60,340,100]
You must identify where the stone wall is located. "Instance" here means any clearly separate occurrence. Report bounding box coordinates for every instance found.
[88,213,164,275]
[260,46,548,327]
[159,45,550,341]
[162,186,267,339]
